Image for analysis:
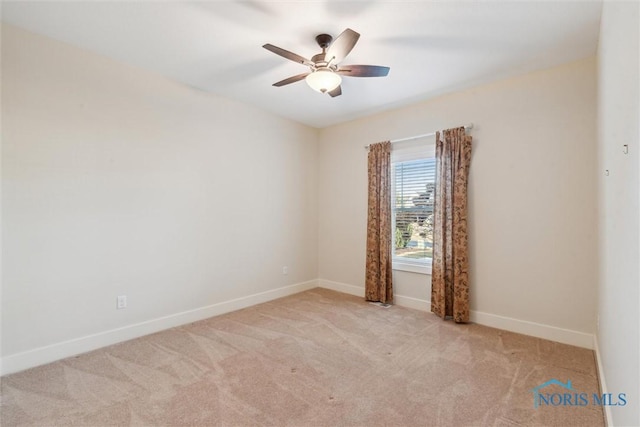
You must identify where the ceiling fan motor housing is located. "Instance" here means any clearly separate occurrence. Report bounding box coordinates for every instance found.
[315,34,333,49]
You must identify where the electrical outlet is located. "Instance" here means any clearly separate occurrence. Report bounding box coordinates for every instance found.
[117,295,127,309]
[282,266,288,275]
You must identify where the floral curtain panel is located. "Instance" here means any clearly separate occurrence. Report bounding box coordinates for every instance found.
[365,141,393,303]
[431,127,472,322]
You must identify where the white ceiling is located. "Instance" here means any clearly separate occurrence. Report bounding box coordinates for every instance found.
[1,1,602,128]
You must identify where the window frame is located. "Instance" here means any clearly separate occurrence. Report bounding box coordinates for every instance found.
[390,138,436,276]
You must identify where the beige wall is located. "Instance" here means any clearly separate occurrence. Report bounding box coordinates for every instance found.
[1,25,318,363]
[318,57,598,336]
[596,1,640,425]
[1,22,607,375]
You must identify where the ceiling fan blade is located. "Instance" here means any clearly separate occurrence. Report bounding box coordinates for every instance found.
[338,65,390,77]
[273,72,310,87]
[263,44,313,66]
[328,85,342,97]
[325,28,360,64]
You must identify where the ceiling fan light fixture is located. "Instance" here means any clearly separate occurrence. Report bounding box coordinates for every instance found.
[305,69,341,93]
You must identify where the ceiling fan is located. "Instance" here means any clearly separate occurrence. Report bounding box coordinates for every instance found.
[263,28,390,97]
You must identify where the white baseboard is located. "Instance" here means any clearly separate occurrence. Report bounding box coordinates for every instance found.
[318,279,593,349]
[1,280,318,376]
[470,309,594,349]
[317,279,364,297]
[393,294,431,312]
[593,335,613,426]
[2,278,595,376]
[317,279,428,312]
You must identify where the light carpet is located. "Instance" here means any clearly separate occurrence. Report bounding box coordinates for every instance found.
[1,288,604,426]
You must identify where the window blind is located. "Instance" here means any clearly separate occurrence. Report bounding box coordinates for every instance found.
[392,157,436,261]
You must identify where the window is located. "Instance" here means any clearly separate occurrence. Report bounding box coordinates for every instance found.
[391,140,435,274]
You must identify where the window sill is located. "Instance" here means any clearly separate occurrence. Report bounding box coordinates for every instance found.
[392,260,432,275]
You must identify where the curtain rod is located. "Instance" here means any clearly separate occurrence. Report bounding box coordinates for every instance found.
[364,123,473,149]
